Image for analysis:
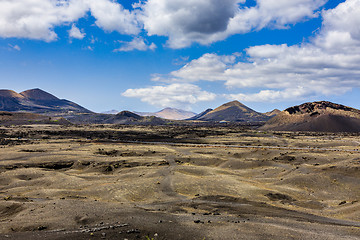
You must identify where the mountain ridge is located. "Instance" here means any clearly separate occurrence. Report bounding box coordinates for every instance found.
[261,101,360,132]
[0,88,92,115]
[192,100,270,122]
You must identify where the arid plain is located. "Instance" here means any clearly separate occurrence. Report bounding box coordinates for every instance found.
[0,124,359,239]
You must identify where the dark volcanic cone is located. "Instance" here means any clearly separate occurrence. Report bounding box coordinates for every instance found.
[196,100,270,122]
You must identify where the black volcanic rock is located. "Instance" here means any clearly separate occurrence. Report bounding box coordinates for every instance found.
[0,88,91,114]
[261,101,360,132]
[196,101,270,122]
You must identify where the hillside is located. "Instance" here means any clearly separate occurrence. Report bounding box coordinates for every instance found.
[192,101,270,122]
[0,88,92,115]
[261,101,360,132]
[0,111,70,125]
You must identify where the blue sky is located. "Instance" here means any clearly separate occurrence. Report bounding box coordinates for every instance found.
[1,0,359,114]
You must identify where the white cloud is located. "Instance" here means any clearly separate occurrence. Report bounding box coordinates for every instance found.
[0,0,87,41]
[0,0,330,48]
[228,87,314,102]
[137,0,327,48]
[114,37,156,52]
[0,0,139,42]
[153,0,360,102]
[122,83,216,109]
[68,24,85,39]
[86,0,140,35]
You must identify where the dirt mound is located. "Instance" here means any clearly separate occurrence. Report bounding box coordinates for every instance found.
[194,100,270,122]
[261,101,360,132]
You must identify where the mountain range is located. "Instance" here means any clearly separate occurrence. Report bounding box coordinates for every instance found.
[2,88,360,132]
[0,89,91,115]
[134,108,196,120]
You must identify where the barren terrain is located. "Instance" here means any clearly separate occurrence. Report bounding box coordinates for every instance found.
[0,124,359,239]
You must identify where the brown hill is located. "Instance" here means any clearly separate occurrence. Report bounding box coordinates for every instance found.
[261,101,360,132]
[194,101,270,122]
[0,88,91,114]
[20,88,59,101]
[0,90,25,99]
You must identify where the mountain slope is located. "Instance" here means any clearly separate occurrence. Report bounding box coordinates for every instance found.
[261,101,360,132]
[0,88,91,114]
[0,111,70,125]
[195,101,270,122]
[136,107,196,120]
[187,108,213,120]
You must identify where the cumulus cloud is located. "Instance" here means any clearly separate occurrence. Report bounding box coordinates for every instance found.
[138,0,242,48]
[68,24,85,39]
[122,83,216,109]
[114,37,156,52]
[86,0,140,35]
[0,0,330,48]
[0,0,87,41]
[0,0,139,42]
[152,0,360,102]
[137,0,327,48]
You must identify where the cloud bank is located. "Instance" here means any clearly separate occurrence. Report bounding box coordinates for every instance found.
[0,0,328,47]
[122,83,216,109]
[144,0,360,104]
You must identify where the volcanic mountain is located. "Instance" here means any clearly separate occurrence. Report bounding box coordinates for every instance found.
[135,108,196,120]
[0,88,91,115]
[191,101,270,122]
[261,101,360,132]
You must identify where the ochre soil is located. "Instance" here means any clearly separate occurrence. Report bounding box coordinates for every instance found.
[0,125,359,239]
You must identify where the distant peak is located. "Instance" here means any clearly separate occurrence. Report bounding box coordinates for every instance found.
[20,88,59,101]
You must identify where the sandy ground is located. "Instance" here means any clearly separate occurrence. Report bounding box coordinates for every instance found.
[0,125,359,239]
